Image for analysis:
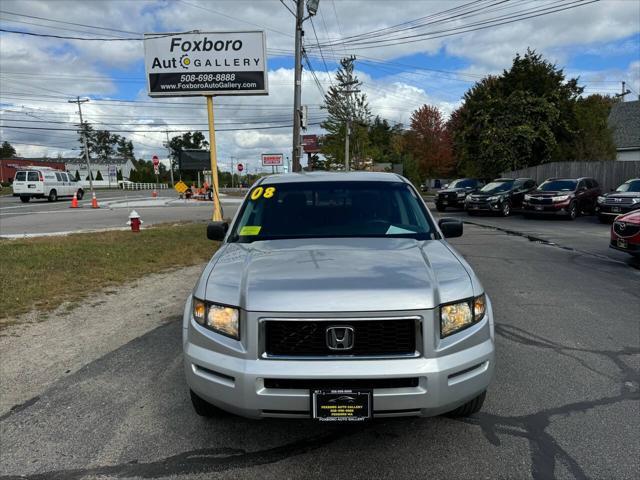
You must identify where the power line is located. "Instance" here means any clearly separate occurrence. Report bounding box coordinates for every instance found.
[1,122,323,133]
[0,9,141,35]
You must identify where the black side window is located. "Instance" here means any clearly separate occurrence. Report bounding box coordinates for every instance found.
[525,180,535,189]
[15,172,26,181]
[55,173,63,181]
[577,180,586,191]
[27,172,39,181]
[513,181,524,190]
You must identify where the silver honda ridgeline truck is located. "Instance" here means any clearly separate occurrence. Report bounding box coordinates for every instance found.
[183,172,494,422]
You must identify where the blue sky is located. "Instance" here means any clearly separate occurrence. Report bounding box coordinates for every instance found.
[1,0,639,170]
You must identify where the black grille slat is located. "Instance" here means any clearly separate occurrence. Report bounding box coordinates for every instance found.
[265,319,416,357]
[613,222,640,237]
[264,377,419,389]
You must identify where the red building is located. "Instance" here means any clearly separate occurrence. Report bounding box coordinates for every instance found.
[0,158,66,183]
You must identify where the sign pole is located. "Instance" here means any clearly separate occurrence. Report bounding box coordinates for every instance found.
[206,95,223,221]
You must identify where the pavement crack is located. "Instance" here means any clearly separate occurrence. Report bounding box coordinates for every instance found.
[461,324,640,479]
[0,396,40,422]
[0,427,366,479]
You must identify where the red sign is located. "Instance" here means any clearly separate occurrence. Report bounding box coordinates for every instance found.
[237,163,244,172]
[261,153,283,166]
[302,135,320,153]
[152,155,159,166]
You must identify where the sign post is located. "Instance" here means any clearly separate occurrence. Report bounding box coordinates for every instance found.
[206,96,223,221]
[144,31,268,222]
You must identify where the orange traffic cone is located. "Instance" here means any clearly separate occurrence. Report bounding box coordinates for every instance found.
[70,192,79,208]
[91,192,99,209]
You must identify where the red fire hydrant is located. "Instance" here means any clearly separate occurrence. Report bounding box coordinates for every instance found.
[127,210,143,232]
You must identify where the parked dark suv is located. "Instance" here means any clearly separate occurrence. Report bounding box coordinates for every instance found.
[435,178,484,211]
[465,178,536,216]
[523,177,601,220]
[596,178,640,223]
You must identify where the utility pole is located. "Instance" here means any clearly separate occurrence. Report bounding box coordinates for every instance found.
[291,0,304,172]
[288,0,319,172]
[230,156,236,189]
[164,130,174,187]
[68,96,94,194]
[615,81,631,101]
[341,83,360,172]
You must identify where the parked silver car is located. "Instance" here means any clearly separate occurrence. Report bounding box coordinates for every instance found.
[183,172,495,421]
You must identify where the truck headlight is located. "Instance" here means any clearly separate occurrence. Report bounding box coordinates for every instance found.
[192,298,240,339]
[524,194,531,201]
[440,294,486,338]
[551,195,570,202]
[487,195,501,202]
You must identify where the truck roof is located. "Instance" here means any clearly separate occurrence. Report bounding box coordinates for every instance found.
[255,171,408,185]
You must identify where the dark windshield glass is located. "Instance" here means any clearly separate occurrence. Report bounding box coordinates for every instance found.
[537,180,577,192]
[616,180,640,192]
[448,179,476,188]
[480,181,514,194]
[230,181,435,242]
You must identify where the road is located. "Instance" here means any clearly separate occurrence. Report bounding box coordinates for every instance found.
[1,221,638,479]
[0,190,242,236]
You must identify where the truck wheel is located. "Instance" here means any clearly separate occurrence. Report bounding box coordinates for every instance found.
[48,189,57,202]
[567,201,577,220]
[190,390,222,418]
[20,196,30,203]
[446,391,486,418]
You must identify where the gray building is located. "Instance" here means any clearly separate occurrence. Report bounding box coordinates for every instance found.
[608,100,640,161]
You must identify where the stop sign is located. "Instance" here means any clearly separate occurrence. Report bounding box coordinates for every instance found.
[152,155,159,166]
[237,163,244,172]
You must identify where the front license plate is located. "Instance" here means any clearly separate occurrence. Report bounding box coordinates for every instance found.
[312,389,372,422]
[535,205,544,211]
[617,238,628,249]
[611,206,621,213]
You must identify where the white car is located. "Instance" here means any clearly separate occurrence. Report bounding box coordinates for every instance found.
[12,167,84,203]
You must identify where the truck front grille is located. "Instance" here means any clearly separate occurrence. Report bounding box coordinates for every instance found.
[264,319,417,357]
[264,377,419,389]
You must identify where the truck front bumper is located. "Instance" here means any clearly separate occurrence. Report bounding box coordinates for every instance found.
[183,300,495,419]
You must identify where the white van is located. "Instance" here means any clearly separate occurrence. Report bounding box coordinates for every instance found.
[12,167,84,203]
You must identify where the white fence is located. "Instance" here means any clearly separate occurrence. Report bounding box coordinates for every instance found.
[120,182,169,190]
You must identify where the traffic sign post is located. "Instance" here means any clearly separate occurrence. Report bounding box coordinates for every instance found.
[152,155,160,198]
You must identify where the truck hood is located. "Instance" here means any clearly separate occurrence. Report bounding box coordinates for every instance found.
[194,238,476,312]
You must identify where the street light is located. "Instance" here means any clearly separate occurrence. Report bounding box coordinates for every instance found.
[306,0,320,16]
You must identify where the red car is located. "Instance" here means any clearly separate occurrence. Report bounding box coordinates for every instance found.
[610,210,640,257]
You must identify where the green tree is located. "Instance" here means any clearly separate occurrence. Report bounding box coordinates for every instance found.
[321,56,372,170]
[572,95,617,161]
[367,116,405,164]
[452,49,584,178]
[116,169,123,181]
[116,137,135,161]
[95,170,103,181]
[0,141,17,158]
[75,170,81,181]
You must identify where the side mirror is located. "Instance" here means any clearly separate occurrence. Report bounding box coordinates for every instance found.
[439,218,463,238]
[207,221,229,241]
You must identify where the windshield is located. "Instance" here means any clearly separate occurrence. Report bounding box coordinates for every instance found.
[480,181,514,194]
[230,181,435,242]
[537,180,577,192]
[616,180,640,192]
[448,179,476,188]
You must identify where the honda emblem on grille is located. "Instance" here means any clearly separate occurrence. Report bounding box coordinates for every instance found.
[326,326,355,350]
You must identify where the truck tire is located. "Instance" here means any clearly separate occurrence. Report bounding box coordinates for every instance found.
[48,189,57,202]
[190,389,222,418]
[20,196,30,203]
[446,391,486,418]
[501,201,511,217]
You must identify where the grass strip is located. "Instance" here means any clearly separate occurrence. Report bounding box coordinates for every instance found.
[0,222,218,321]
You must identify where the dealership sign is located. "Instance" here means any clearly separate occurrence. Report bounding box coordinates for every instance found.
[262,154,284,166]
[144,31,268,97]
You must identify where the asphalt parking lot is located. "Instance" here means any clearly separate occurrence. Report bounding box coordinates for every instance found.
[1,209,638,479]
